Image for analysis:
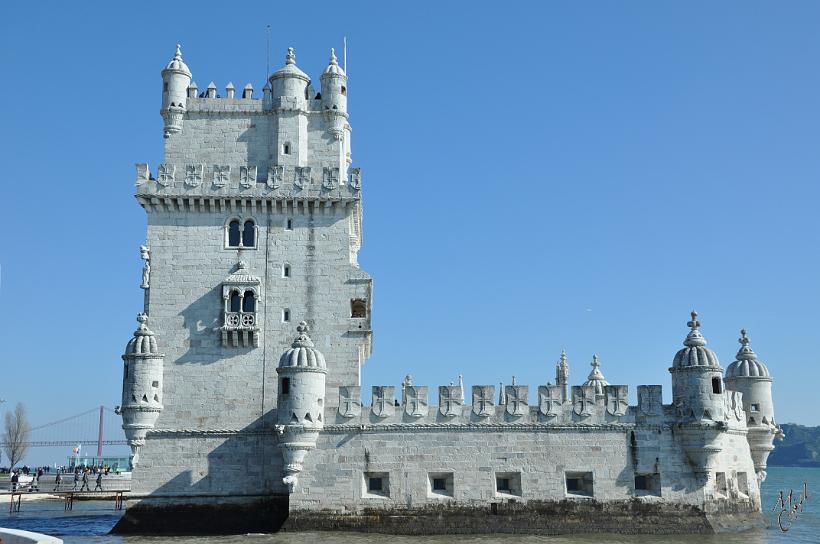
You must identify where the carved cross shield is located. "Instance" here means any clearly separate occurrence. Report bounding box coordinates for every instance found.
[371,386,395,418]
[438,385,463,417]
[213,165,230,187]
[505,385,529,417]
[538,385,563,416]
[605,385,629,416]
[295,166,311,188]
[404,385,428,418]
[338,386,361,419]
[572,385,595,417]
[185,163,203,187]
[240,166,257,188]
[267,165,283,189]
[472,385,495,417]
[323,167,339,190]
[157,163,175,186]
[637,385,662,416]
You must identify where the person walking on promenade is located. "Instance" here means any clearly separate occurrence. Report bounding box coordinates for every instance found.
[72,469,80,491]
[54,472,62,491]
[94,471,103,492]
[80,469,90,492]
[10,471,19,492]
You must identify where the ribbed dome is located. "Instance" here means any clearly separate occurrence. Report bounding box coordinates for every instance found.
[270,48,309,82]
[582,355,610,395]
[124,314,160,356]
[278,321,326,369]
[725,329,771,379]
[322,49,346,77]
[672,311,721,370]
[163,44,191,77]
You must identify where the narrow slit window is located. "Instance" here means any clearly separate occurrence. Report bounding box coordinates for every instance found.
[283,264,291,278]
[286,218,293,230]
[283,309,290,322]
[283,143,291,155]
[712,377,722,394]
[281,377,290,395]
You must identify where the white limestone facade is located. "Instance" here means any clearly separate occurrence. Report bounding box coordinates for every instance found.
[115,45,780,536]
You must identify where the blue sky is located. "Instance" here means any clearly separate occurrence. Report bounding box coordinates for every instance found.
[2,2,820,465]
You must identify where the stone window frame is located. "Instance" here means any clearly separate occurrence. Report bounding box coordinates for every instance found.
[494,471,522,498]
[362,471,390,499]
[282,142,292,156]
[736,471,749,497]
[223,216,259,250]
[565,471,594,498]
[427,472,454,499]
[282,263,291,278]
[285,217,294,231]
[634,472,661,497]
[282,308,291,323]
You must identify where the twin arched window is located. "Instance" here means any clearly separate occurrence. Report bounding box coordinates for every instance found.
[229,290,256,313]
[227,218,256,248]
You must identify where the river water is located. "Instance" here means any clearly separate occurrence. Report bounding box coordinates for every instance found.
[0,467,816,544]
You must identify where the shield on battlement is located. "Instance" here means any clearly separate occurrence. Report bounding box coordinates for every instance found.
[438,385,463,417]
[371,386,395,418]
[472,385,495,417]
[404,385,428,418]
[505,385,529,417]
[572,385,596,417]
[538,385,563,417]
[637,385,662,416]
[338,386,361,419]
[605,385,629,416]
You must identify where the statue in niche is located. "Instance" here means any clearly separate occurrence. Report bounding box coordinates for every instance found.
[140,245,151,289]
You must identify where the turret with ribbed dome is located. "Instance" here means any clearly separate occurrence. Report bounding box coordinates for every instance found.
[119,313,165,468]
[276,321,327,493]
[160,44,192,138]
[269,47,310,102]
[725,329,781,479]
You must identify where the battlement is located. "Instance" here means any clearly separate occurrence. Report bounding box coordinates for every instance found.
[134,162,361,208]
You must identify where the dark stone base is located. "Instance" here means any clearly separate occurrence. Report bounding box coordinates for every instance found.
[110,495,289,535]
[111,496,766,535]
[284,499,766,535]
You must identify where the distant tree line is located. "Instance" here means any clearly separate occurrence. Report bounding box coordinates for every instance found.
[769,423,820,467]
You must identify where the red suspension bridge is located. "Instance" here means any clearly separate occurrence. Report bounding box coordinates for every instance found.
[0,406,127,458]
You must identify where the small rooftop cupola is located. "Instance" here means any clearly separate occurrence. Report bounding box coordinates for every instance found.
[119,314,165,468]
[269,47,310,103]
[725,329,781,479]
[160,44,193,138]
[276,321,327,493]
[582,355,610,397]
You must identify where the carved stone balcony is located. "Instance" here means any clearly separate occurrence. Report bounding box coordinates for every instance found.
[220,311,259,347]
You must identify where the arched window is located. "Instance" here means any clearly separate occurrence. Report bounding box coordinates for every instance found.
[228,220,241,247]
[230,291,241,313]
[341,86,347,96]
[242,220,255,247]
[243,290,256,312]
[711,377,722,394]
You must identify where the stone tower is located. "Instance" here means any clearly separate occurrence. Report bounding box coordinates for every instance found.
[123,43,373,510]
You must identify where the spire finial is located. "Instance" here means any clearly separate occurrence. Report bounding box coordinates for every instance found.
[286,47,296,65]
[174,43,182,60]
[329,48,338,65]
[137,313,148,326]
[591,354,600,370]
[687,310,700,331]
[560,349,567,364]
[739,329,750,346]
[291,320,314,348]
[297,320,309,334]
